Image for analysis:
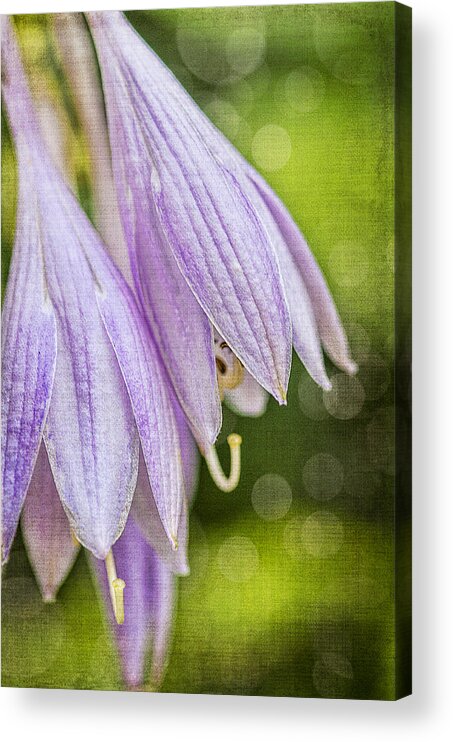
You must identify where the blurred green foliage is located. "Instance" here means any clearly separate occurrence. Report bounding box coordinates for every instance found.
[2,3,406,699]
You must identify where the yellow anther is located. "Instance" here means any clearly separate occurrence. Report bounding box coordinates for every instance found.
[215,343,244,396]
[105,549,126,625]
[70,529,79,546]
[227,433,242,448]
[112,578,125,625]
[204,433,243,493]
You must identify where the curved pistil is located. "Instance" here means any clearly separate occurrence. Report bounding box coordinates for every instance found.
[204,433,242,493]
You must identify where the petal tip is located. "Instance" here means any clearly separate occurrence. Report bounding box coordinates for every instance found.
[42,589,57,604]
[344,359,359,376]
[277,383,288,406]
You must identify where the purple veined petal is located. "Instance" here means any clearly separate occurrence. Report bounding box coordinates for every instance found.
[87,12,292,404]
[248,188,331,390]
[131,452,189,576]
[53,13,132,284]
[246,171,357,375]
[116,131,221,451]
[1,158,57,564]
[40,164,185,553]
[4,19,187,556]
[83,20,221,451]
[224,371,269,418]
[3,18,139,560]
[21,442,79,601]
[174,398,200,506]
[92,255,186,547]
[131,400,199,574]
[37,170,139,559]
[106,17,353,380]
[89,516,176,690]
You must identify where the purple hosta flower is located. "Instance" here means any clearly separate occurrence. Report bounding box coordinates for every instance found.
[86,11,356,491]
[1,20,186,631]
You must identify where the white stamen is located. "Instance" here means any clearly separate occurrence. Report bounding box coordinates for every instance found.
[105,549,125,625]
[205,433,242,493]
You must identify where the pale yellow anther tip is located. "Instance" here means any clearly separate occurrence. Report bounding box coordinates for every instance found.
[278,385,287,404]
[112,578,125,625]
[227,433,242,448]
[170,535,179,552]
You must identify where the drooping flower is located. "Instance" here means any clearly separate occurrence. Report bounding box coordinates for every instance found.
[1,19,186,626]
[86,12,292,446]
[86,11,356,478]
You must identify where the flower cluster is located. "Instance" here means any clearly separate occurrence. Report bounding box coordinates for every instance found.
[1,12,355,689]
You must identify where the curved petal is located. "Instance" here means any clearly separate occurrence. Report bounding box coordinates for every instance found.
[95,273,185,548]
[131,400,199,573]
[249,189,331,390]
[2,18,139,560]
[126,188,221,450]
[38,171,139,559]
[224,371,269,418]
[131,452,189,576]
[86,21,221,451]
[21,443,79,601]
[1,174,57,564]
[38,160,186,554]
[246,172,357,375]
[88,12,292,404]
[175,399,200,506]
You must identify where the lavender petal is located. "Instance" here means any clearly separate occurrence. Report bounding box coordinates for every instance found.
[224,371,269,418]
[247,172,357,375]
[1,142,57,565]
[90,516,176,690]
[88,11,292,404]
[21,443,79,601]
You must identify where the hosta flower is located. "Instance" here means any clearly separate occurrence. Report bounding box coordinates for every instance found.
[1,19,186,632]
[86,11,356,491]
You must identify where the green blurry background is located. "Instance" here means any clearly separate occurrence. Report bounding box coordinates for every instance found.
[1,3,408,699]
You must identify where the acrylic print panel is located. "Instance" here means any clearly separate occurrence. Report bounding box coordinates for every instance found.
[1,3,412,699]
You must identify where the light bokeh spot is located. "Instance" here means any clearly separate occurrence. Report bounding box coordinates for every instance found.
[301,512,344,557]
[225,28,266,76]
[251,473,293,521]
[284,512,344,560]
[323,373,366,420]
[284,66,326,113]
[298,373,329,420]
[251,124,292,172]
